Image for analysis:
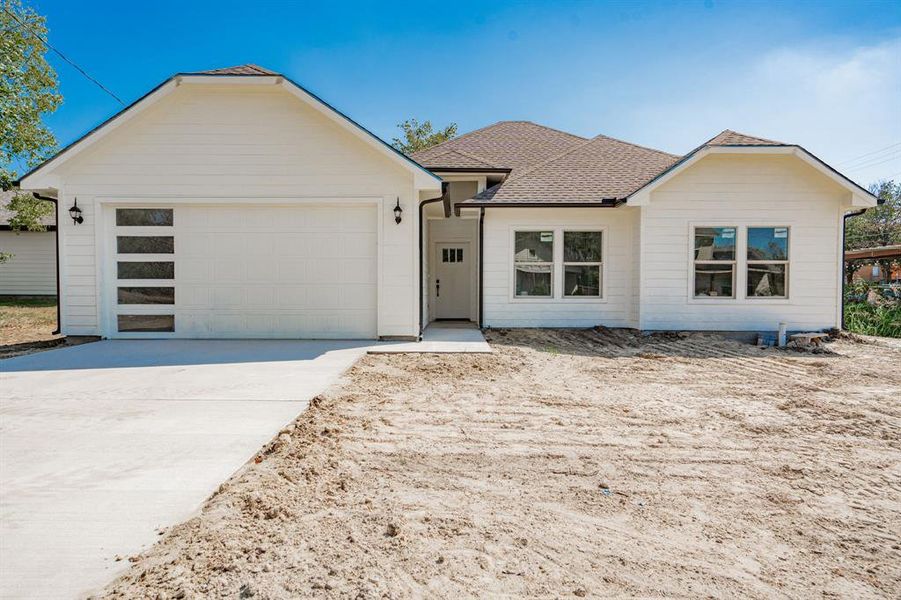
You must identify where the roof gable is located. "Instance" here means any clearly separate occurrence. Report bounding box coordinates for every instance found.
[19,65,441,192]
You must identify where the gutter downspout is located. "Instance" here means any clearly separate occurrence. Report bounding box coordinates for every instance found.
[418,183,448,338]
[841,208,868,330]
[31,192,61,335]
[478,208,485,329]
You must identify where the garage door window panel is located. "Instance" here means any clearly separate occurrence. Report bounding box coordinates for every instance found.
[117,287,175,305]
[116,208,173,227]
[117,236,174,254]
[117,314,175,332]
[117,261,175,280]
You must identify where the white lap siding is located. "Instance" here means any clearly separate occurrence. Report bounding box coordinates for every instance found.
[49,84,417,337]
[0,231,56,295]
[481,207,639,328]
[638,154,849,332]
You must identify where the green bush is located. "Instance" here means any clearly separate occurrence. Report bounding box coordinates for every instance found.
[844,302,901,338]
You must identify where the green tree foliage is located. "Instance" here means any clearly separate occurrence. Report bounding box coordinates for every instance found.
[845,180,901,284]
[0,0,61,243]
[391,119,457,154]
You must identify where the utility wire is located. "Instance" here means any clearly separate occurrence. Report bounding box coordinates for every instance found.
[837,142,901,166]
[2,6,125,106]
[844,152,901,172]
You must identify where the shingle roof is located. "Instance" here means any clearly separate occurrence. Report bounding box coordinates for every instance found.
[190,64,278,76]
[705,129,784,146]
[464,134,680,204]
[410,121,587,173]
[0,190,55,227]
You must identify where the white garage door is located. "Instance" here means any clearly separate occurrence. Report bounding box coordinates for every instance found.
[108,203,378,339]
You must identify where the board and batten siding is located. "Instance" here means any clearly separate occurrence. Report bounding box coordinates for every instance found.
[482,207,639,328]
[49,84,418,337]
[0,231,56,295]
[638,154,849,332]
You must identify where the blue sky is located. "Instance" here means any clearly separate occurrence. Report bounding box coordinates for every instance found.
[27,0,901,187]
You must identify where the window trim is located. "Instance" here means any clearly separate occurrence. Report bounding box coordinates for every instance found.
[691,225,737,300]
[746,226,790,300]
[688,223,792,304]
[509,226,607,303]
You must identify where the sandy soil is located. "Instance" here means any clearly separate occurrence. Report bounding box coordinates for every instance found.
[100,329,900,599]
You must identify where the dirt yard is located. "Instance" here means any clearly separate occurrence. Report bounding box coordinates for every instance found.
[0,296,62,358]
[101,329,900,599]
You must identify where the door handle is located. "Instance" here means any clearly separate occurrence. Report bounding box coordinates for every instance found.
[436,279,440,297]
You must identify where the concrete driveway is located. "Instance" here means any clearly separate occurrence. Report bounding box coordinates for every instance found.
[0,340,371,599]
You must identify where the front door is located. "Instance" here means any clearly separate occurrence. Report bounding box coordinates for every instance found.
[434,242,471,320]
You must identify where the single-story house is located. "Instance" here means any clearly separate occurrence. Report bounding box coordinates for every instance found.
[17,64,877,339]
[0,190,57,296]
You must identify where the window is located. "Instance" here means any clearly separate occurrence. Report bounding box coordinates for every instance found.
[747,227,789,298]
[117,287,175,305]
[116,208,173,226]
[117,236,174,254]
[442,248,463,263]
[117,261,174,280]
[117,314,175,333]
[693,227,736,298]
[514,231,553,297]
[563,231,602,297]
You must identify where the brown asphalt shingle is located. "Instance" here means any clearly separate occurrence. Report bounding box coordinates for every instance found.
[191,64,278,76]
[705,129,784,146]
[411,121,587,173]
[465,134,680,204]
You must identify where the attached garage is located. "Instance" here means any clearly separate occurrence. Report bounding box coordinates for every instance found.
[104,203,378,339]
[17,65,443,340]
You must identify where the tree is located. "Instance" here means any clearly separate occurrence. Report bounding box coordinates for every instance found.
[1,0,61,239]
[391,119,457,154]
[845,180,901,283]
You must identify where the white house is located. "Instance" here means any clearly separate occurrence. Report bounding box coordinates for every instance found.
[0,191,57,296]
[17,64,877,339]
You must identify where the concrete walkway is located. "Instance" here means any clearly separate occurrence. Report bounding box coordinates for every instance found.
[372,322,491,354]
[0,340,371,599]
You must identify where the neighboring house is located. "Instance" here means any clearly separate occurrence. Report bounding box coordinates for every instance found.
[846,245,901,283]
[0,191,57,296]
[17,64,877,339]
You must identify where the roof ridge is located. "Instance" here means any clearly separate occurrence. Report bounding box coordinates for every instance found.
[502,120,589,142]
[706,129,786,147]
[443,147,501,168]
[591,132,680,159]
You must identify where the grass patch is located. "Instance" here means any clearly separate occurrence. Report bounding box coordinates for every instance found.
[844,302,901,338]
[0,296,58,346]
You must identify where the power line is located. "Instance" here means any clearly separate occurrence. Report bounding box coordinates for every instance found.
[2,6,125,106]
[837,142,901,166]
[844,152,901,172]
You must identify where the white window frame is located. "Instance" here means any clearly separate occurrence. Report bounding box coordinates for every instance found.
[746,225,790,300]
[562,229,604,299]
[509,226,607,302]
[511,228,555,299]
[688,223,792,304]
[691,225,737,300]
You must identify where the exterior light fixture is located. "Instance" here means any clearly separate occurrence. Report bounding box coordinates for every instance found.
[393,198,403,224]
[69,198,84,225]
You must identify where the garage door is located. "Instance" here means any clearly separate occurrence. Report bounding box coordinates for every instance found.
[108,204,378,339]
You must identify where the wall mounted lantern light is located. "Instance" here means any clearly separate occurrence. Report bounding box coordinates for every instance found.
[69,198,84,225]
[393,198,403,224]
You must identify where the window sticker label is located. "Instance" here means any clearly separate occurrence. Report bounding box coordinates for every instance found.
[540,232,554,242]
[775,227,788,238]
[722,228,735,238]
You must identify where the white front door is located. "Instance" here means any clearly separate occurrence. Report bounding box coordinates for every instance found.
[434,242,471,320]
